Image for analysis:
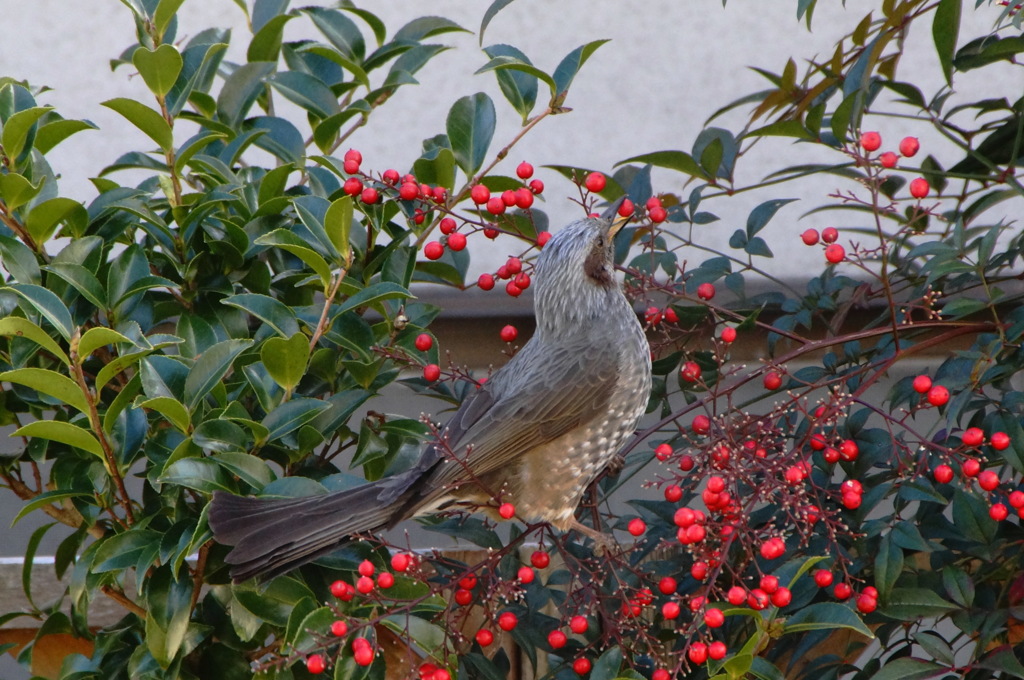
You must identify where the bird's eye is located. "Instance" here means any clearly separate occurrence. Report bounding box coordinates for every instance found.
[595,236,605,248]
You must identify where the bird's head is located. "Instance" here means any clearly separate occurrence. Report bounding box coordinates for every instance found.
[533,199,631,336]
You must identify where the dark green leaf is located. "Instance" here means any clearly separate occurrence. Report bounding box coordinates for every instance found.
[132,44,183,97]
[446,92,496,177]
[551,40,610,103]
[184,338,253,410]
[933,0,961,85]
[102,98,173,150]
[5,283,75,341]
[881,587,957,621]
[867,658,946,680]
[782,602,873,637]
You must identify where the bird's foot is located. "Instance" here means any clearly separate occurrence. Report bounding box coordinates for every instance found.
[564,519,618,556]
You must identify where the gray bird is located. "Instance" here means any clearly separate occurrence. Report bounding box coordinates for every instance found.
[209,200,652,582]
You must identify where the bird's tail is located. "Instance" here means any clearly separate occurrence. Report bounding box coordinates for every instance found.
[209,459,436,582]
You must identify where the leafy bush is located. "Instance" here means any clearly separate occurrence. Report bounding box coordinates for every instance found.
[1,1,1023,679]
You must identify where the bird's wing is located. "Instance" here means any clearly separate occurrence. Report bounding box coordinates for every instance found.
[425,334,622,489]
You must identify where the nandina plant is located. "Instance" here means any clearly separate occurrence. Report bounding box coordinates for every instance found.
[0,1,1022,680]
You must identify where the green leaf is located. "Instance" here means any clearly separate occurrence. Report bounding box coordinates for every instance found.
[217,61,276,128]
[133,44,184,97]
[933,0,961,86]
[77,327,133,362]
[0,172,45,212]
[153,0,186,37]
[874,533,903,600]
[91,530,162,572]
[335,281,412,317]
[269,71,339,119]
[262,397,331,442]
[941,566,974,608]
[254,228,333,288]
[616,150,706,179]
[145,565,194,668]
[0,316,69,365]
[0,368,88,414]
[475,55,556,99]
[212,451,275,489]
[11,490,93,526]
[867,658,946,680]
[102,98,173,151]
[480,0,516,43]
[590,646,623,680]
[221,293,300,338]
[95,348,156,393]
[27,198,88,244]
[42,263,106,309]
[324,195,353,263]
[34,118,97,155]
[446,92,496,177]
[551,40,610,103]
[261,333,310,391]
[394,15,468,42]
[184,338,252,410]
[5,283,75,341]
[12,420,103,459]
[1,106,52,161]
[248,13,295,62]
[881,587,957,621]
[746,198,797,238]
[160,456,234,493]
[781,602,873,637]
[137,396,192,434]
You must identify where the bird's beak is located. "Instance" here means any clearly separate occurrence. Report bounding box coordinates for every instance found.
[600,196,631,237]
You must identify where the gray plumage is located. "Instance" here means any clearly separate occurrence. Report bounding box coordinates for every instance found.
[209,202,652,582]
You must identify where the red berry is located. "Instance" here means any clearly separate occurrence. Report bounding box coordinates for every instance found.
[856,594,877,613]
[825,244,845,263]
[516,161,534,179]
[801,229,820,245]
[382,168,400,184]
[859,131,882,151]
[821,227,839,243]
[529,178,544,194]
[498,502,515,519]
[343,159,360,175]
[680,361,702,382]
[391,553,411,572]
[663,307,679,323]
[399,183,419,200]
[505,281,522,297]
[655,443,673,460]
[627,518,646,536]
[899,136,920,157]
[344,148,362,164]
[414,333,433,351]
[912,374,932,393]
[687,642,708,664]
[306,654,326,674]
[664,485,682,502]
[926,385,949,406]
[478,273,495,291]
[839,439,859,461]
[515,187,534,209]
[514,272,531,290]
[720,326,737,343]
[548,630,568,649]
[517,566,535,583]
[569,615,589,634]
[661,601,681,619]
[645,306,663,326]
[704,608,725,628]
[573,658,591,675]
[760,575,779,594]
[377,572,394,588]
[649,206,667,223]
[834,582,852,599]
[358,559,375,577]
[652,669,669,680]
[991,431,1011,450]
[423,364,441,382]
[879,151,898,168]
[763,371,783,390]
[471,184,491,204]
[691,561,708,580]
[691,414,711,435]
[910,177,930,199]
[330,580,354,600]
[727,586,746,605]
[646,196,663,210]
[424,241,444,260]
[697,282,715,300]
[962,427,984,447]
[499,325,518,343]
[536,231,551,247]
[771,586,792,608]
[759,537,785,560]
[979,469,1000,491]
[1010,490,1024,508]
[618,199,635,217]
[531,551,550,569]
[361,187,379,204]
[498,612,518,631]
[501,189,517,207]
[454,588,472,606]
[331,620,348,637]
[584,172,606,192]
[933,464,954,484]
[438,217,457,234]
[354,646,374,666]
[344,177,363,195]
[990,503,1009,521]
[486,196,506,215]
[475,629,494,647]
[446,232,466,251]
[658,576,677,595]
[708,641,727,661]
[813,569,834,588]
[356,575,374,593]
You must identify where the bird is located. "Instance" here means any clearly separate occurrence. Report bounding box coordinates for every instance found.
[209,198,653,582]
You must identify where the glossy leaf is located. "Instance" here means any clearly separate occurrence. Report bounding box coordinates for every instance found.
[933,0,961,85]
[133,44,183,97]
[0,316,70,365]
[5,283,75,341]
[867,658,946,680]
[1,106,52,161]
[26,198,88,245]
[781,602,873,637]
[551,40,610,103]
[221,293,300,338]
[261,332,310,391]
[0,368,89,414]
[102,98,173,151]
[184,338,253,410]
[446,92,496,177]
[12,420,103,459]
[137,396,191,434]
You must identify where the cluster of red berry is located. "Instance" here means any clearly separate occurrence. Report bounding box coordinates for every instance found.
[859,131,929,198]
